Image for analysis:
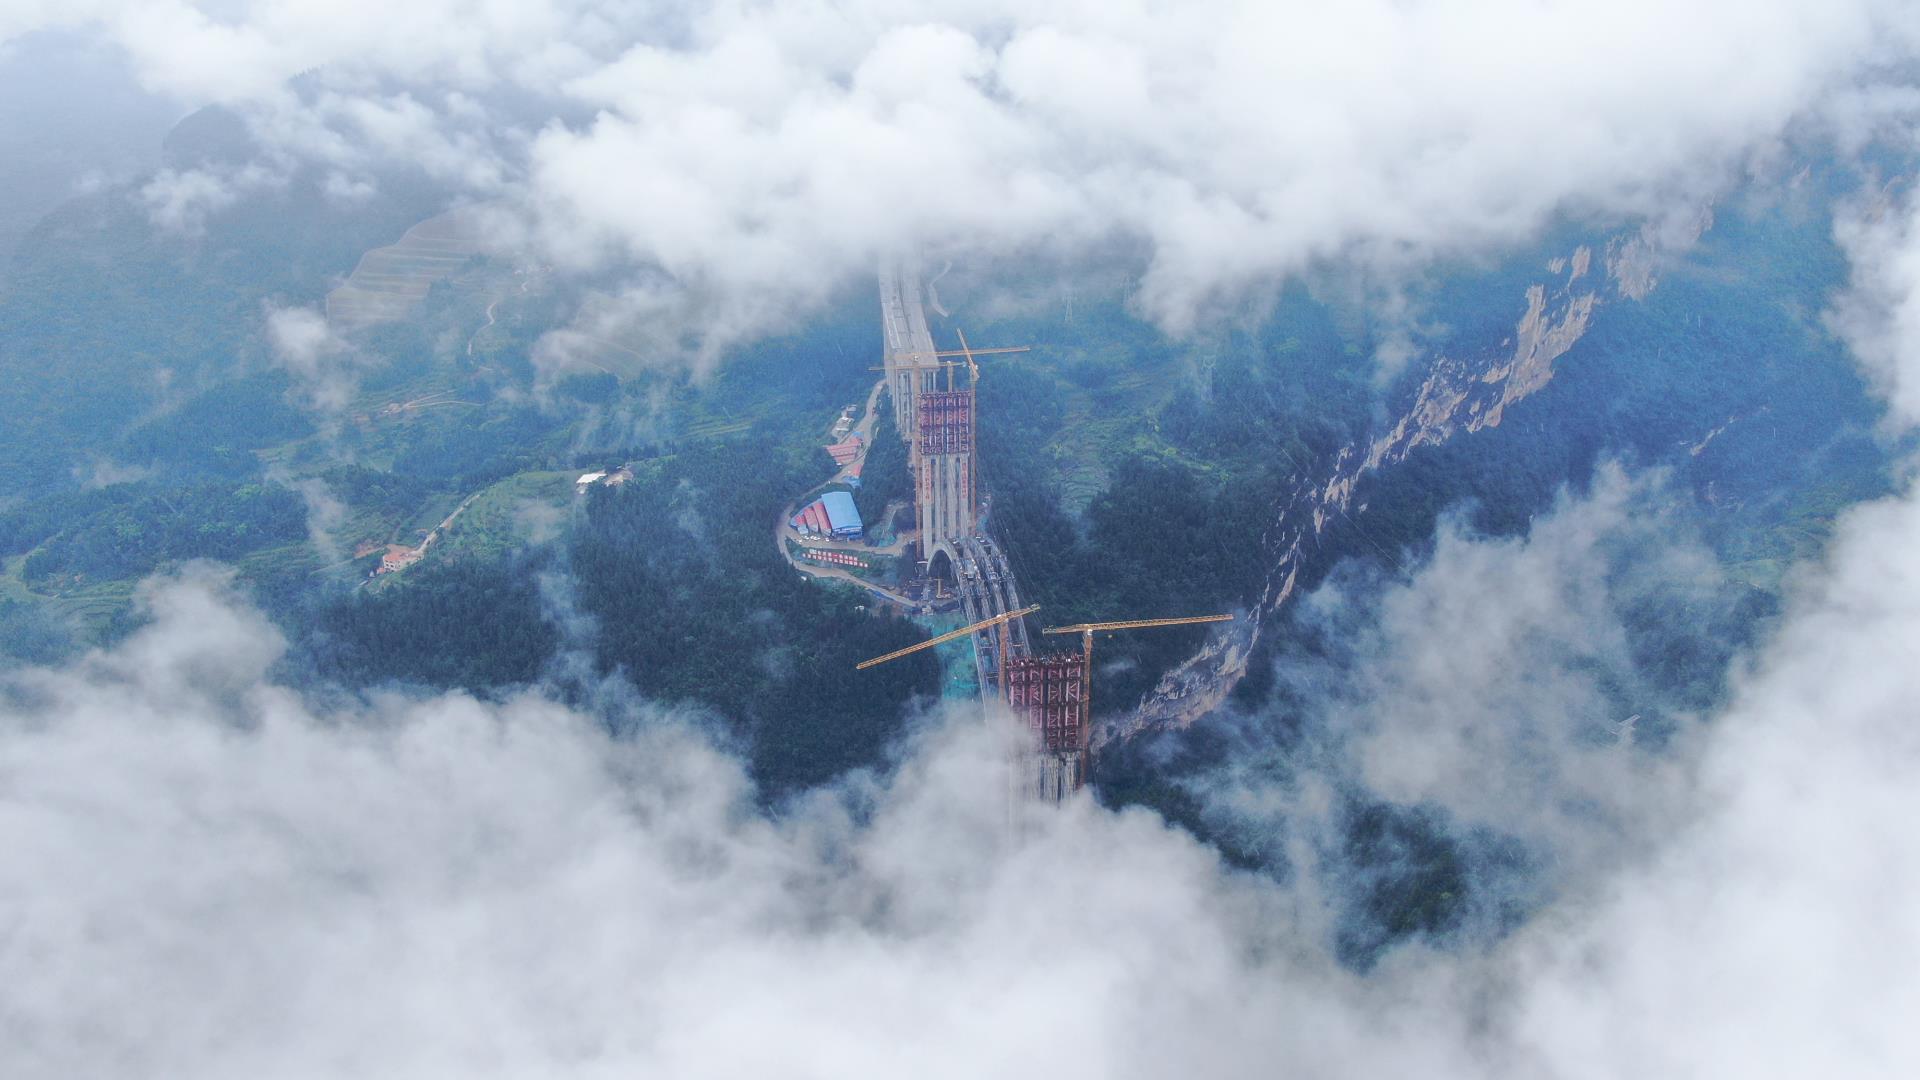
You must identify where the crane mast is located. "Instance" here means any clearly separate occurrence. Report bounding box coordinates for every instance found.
[1039,614,1234,739]
[859,609,1232,800]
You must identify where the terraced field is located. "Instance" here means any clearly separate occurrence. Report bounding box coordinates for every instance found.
[3,553,139,637]
[325,210,479,329]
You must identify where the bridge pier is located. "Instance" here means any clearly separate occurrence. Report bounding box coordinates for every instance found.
[880,260,1086,804]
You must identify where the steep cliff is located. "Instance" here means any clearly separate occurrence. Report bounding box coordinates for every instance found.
[1109,224,1700,746]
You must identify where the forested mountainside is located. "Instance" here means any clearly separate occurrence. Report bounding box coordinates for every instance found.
[0,108,1900,836]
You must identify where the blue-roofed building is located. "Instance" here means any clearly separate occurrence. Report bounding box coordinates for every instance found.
[820,490,864,539]
[789,491,865,540]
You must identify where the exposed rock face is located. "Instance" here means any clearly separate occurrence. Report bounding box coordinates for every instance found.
[1107,234,1647,748]
[1605,206,1712,301]
[1570,244,1592,282]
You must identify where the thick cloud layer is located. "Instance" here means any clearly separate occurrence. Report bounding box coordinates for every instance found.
[7,4,1920,1075]
[0,569,1428,1078]
[1505,484,1920,1078]
[8,436,1920,1077]
[1202,467,1722,911]
[10,1,1920,353]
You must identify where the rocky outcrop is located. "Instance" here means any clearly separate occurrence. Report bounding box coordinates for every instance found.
[1605,206,1712,301]
[1108,233,1650,747]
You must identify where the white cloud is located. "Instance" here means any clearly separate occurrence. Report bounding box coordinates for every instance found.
[9,6,1920,1075]
[12,0,1919,354]
[289,474,348,564]
[138,162,281,234]
[320,169,376,204]
[0,568,1385,1078]
[265,303,363,414]
[1832,182,1920,427]
[1495,475,1920,1077]
[1268,467,1717,873]
[7,444,1920,1076]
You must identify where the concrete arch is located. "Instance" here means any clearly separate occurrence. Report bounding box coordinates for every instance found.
[926,543,958,584]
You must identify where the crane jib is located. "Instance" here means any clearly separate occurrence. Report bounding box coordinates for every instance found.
[854,604,1041,671]
[1039,614,1234,636]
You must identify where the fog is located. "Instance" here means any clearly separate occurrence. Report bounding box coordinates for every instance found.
[0,29,180,261]
[9,427,1920,1076]
[5,3,1920,1075]
[8,2,1920,356]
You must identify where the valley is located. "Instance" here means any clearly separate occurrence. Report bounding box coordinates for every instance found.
[0,138,1898,820]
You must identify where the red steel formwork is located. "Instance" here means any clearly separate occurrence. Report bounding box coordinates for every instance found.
[1004,653,1090,754]
[916,391,973,456]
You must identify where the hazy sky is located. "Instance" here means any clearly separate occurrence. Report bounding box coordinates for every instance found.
[8,1,1920,351]
[0,30,179,261]
[5,3,1920,1077]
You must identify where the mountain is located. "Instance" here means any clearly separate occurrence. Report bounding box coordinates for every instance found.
[0,112,1898,824]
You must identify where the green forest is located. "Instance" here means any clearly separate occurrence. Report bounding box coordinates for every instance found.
[570,439,936,795]
[854,391,911,529]
[3,479,306,584]
[0,103,1906,957]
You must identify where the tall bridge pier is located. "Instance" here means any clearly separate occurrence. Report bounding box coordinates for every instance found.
[1003,653,1091,801]
[882,260,979,562]
[915,389,977,557]
[879,259,1089,801]
[863,264,1230,806]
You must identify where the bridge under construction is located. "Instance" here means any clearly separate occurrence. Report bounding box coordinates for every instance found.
[879,258,1077,797]
[873,260,1229,802]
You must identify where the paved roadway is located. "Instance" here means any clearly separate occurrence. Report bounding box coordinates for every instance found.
[834,378,888,487]
[880,259,1035,701]
[782,264,1037,703]
[775,376,921,604]
[880,259,944,434]
[880,260,938,361]
[951,532,1030,696]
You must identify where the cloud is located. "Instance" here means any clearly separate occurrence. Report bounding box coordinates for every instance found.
[8,446,1920,1077]
[288,474,348,565]
[1497,480,1920,1077]
[320,169,376,204]
[137,162,281,235]
[1211,467,1722,888]
[12,0,1920,356]
[8,6,1920,1075]
[0,568,1366,1077]
[265,303,363,415]
[1831,179,1920,427]
[71,455,152,489]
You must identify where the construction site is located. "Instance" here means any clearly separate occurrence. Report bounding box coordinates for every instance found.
[785,260,1231,804]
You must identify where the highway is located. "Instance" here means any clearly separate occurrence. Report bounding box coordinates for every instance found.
[785,262,1038,704]
[951,532,1030,696]
[879,259,938,362]
[879,259,943,434]
[774,376,921,603]
[881,258,1034,701]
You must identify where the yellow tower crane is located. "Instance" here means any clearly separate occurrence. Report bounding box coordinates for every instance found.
[870,345,1030,367]
[953,327,983,390]
[854,604,1040,671]
[1040,614,1234,719]
[869,342,1029,386]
